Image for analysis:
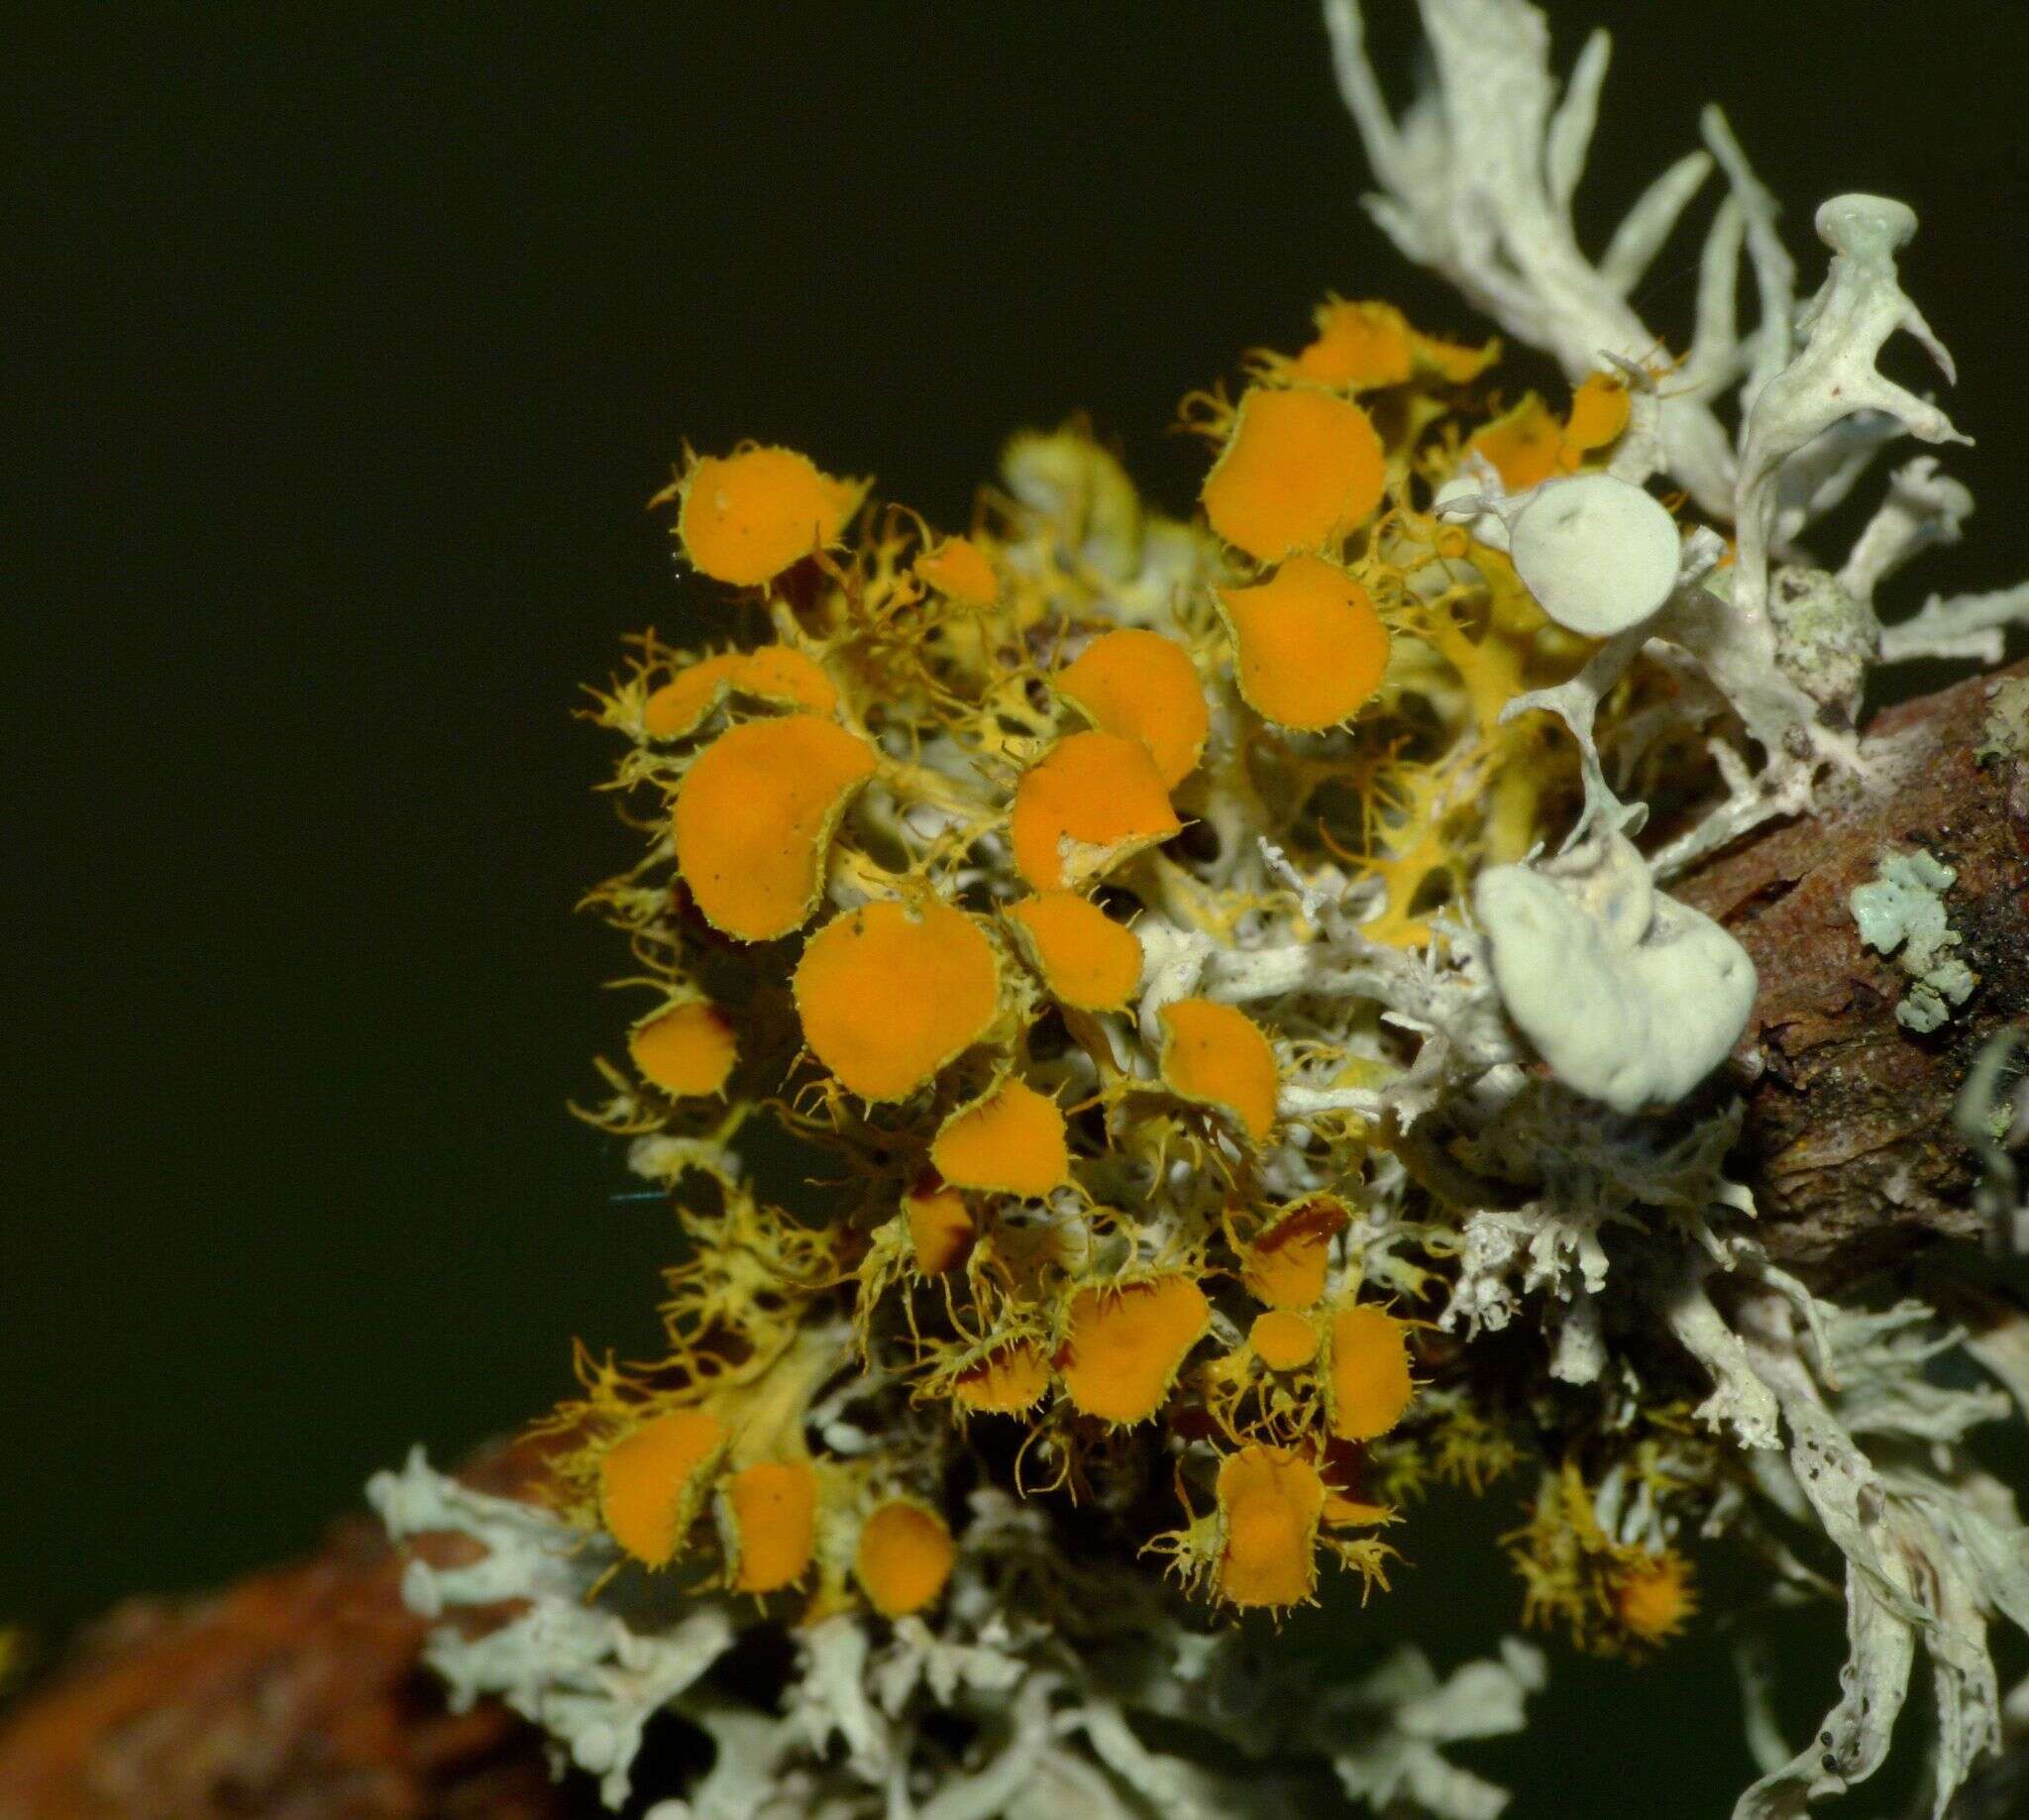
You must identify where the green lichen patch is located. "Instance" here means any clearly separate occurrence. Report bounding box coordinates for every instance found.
[1850,848,1978,1032]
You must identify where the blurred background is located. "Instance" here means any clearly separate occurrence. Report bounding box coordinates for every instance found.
[12,3,2028,1813]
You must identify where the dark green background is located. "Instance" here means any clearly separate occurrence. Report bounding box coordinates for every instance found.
[14,4,2028,1813]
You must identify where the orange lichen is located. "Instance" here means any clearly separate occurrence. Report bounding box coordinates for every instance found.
[1200,387,1386,562]
[1249,1309,1320,1371]
[1291,299,1415,390]
[628,1001,738,1099]
[1468,375,1630,490]
[930,1078,1069,1198]
[1215,1445,1325,1608]
[1057,1275,1211,1424]
[1241,1200,1347,1309]
[912,535,1000,607]
[643,645,839,739]
[719,1460,817,1594]
[1006,892,1142,1012]
[673,715,876,941]
[1309,1437,1396,1528]
[563,274,1656,1639]
[674,446,864,587]
[951,1341,1053,1414]
[794,899,1000,1101]
[1408,325,1501,383]
[1218,554,1390,730]
[1468,394,1564,491]
[739,644,839,707]
[1009,730,1181,892]
[1509,1461,1696,1656]
[1324,1494,1396,1527]
[642,653,746,739]
[1327,1304,1414,1443]
[599,1408,727,1568]
[904,1180,975,1276]
[1611,1550,1698,1645]
[855,1499,957,1616]
[1563,372,1630,455]
[1158,998,1279,1140]
[1274,299,1495,389]
[1055,628,1209,788]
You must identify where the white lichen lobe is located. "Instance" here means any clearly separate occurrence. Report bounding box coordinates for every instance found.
[1508,473,1681,638]
[1475,829,1756,1113]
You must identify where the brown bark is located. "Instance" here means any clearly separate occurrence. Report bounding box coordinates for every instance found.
[1679,658,2029,1270]
[1,667,2024,1818]
[0,1444,599,1820]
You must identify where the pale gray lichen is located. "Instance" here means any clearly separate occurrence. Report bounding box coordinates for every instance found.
[368,1448,740,1810]
[1504,473,1683,639]
[1474,828,1757,1113]
[373,6,2029,1817]
[1955,1027,2029,1249]
[1731,1293,2028,1820]
[1850,848,1978,1032]
[1330,1643,1548,1820]
[1765,565,1876,726]
[373,1451,1543,1820]
[1327,0,2029,882]
[1976,676,2029,766]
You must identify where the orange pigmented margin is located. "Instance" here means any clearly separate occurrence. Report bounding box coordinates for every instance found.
[1468,394,1564,491]
[675,447,864,588]
[855,1500,957,1616]
[643,645,838,739]
[1010,893,1144,1014]
[599,1408,727,1568]
[719,1460,817,1593]
[1468,374,1629,491]
[1563,372,1631,455]
[643,653,746,739]
[913,535,1000,607]
[1216,1445,1325,1609]
[1007,892,1142,1012]
[1057,1275,1211,1424]
[1158,998,1279,1140]
[672,715,877,941]
[794,899,1000,1101]
[1055,628,1210,788]
[1219,555,1390,731]
[1200,387,1386,563]
[905,1181,975,1275]
[1249,1309,1321,1371]
[951,1341,1053,1414]
[1292,300,1415,390]
[1281,298,1497,389]
[930,1078,1069,1198]
[1242,1200,1348,1309]
[1327,1304,1414,1443]
[1408,324,1500,383]
[628,1002,738,1098]
[1009,731,1181,892]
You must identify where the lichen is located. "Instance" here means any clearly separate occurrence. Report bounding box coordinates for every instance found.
[373,5,2029,1815]
[1976,675,2029,765]
[1850,848,1978,1032]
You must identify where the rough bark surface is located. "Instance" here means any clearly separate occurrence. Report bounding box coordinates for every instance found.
[2,667,2025,1817]
[1679,659,2029,1270]
[0,1444,599,1820]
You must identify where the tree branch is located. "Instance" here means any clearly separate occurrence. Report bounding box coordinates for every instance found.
[2,665,2024,1816]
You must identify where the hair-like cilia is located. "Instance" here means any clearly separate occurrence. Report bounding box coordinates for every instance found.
[371,4,2029,1814]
